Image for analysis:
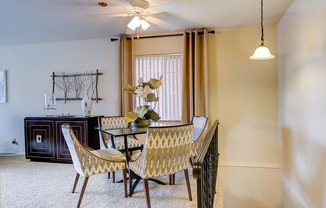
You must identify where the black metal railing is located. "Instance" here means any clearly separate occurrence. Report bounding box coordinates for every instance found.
[193,120,220,208]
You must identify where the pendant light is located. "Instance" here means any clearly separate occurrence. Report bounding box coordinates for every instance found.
[250,0,274,60]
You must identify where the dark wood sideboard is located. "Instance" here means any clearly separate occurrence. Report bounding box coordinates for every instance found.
[24,116,102,163]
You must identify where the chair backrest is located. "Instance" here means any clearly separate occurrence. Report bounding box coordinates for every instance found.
[62,123,126,178]
[192,116,209,141]
[133,124,193,178]
[98,116,129,149]
[61,124,85,176]
[191,116,209,156]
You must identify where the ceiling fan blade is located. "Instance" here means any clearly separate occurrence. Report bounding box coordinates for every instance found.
[148,2,181,14]
[86,13,130,19]
[146,16,177,31]
[116,0,134,10]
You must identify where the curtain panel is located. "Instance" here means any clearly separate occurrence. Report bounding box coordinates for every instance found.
[182,29,209,123]
[118,35,134,116]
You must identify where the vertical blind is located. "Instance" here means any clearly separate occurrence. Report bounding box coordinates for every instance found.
[135,55,182,121]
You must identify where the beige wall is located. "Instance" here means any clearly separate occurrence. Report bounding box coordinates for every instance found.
[278,0,326,207]
[134,36,183,55]
[208,25,280,207]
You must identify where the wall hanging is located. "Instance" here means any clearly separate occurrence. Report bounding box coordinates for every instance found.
[51,70,103,103]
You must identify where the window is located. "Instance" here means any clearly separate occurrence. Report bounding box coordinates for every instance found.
[135,55,182,121]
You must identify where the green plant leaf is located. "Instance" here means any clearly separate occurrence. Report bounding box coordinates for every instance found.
[134,106,149,118]
[124,111,139,123]
[145,110,161,122]
[147,78,162,89]
[146,93,159,102]
[124,84,136,94]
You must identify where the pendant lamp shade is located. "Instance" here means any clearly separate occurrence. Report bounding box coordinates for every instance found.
[127,16,150,31]
[250,0,274,60]
[250,42,275,60]
[127,16,141,31]
[140,19,150,30]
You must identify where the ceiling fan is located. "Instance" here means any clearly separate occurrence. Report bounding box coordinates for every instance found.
[88,0,181,34]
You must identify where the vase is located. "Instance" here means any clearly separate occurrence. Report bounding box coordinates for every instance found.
[131,118,151,130]
[81,95,92,117]
[44,93,56,116]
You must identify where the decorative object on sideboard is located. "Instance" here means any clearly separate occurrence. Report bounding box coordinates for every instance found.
[0,69,7,103]
[51,70,103,103]
[44,93,56,116]
[81,94,92,117]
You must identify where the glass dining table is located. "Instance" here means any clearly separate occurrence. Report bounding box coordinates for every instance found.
[96,127,147,162]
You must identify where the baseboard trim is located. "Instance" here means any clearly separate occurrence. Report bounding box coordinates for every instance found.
[219,161,279,169]
[0,152,25,156]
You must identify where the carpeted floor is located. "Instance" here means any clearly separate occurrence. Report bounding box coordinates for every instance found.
[0,155,223,208]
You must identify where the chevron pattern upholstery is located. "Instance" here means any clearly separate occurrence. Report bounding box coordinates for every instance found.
[191,116,209,157]
[61,124,127,208]
[98,116,143,150]
[129,124,194,208]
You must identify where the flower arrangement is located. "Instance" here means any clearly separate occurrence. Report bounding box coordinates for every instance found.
[123,75,163,123]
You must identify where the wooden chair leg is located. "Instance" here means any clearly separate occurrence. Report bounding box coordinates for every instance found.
[123,168,128,198]
[77,177,89,208]
[184,169,192,201]
[189,157,194,168]
[169,174,175,185]
[129,169,133,197]
[112,171,116,183]
[72,173,80,193]
[108,172,111,179]
[144,179,151,208]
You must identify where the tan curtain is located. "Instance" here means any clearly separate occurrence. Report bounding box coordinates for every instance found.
[118,35,134,116]
[182,29,209,123]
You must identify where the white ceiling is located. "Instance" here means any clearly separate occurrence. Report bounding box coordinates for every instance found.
[0,0,293,46]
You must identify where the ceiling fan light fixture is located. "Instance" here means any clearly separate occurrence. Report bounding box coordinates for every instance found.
[250,0,275,60]
[140,19,150,30]
[127,16,141,31]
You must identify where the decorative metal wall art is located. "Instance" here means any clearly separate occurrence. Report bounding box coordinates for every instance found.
[51,70,103,103]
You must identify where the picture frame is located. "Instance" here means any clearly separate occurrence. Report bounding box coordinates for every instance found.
[0,70,7,103]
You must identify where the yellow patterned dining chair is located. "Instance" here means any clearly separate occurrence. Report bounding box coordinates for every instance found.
[128,124,194,208]
[98,116,143,182]
[169,116,209,185]
[61,124,128,208]
[190,116,209,163]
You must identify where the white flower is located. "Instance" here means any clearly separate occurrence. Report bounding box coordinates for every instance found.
[134,85,152,98]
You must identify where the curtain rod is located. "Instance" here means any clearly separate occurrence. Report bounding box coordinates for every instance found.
[110,30,215,42]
